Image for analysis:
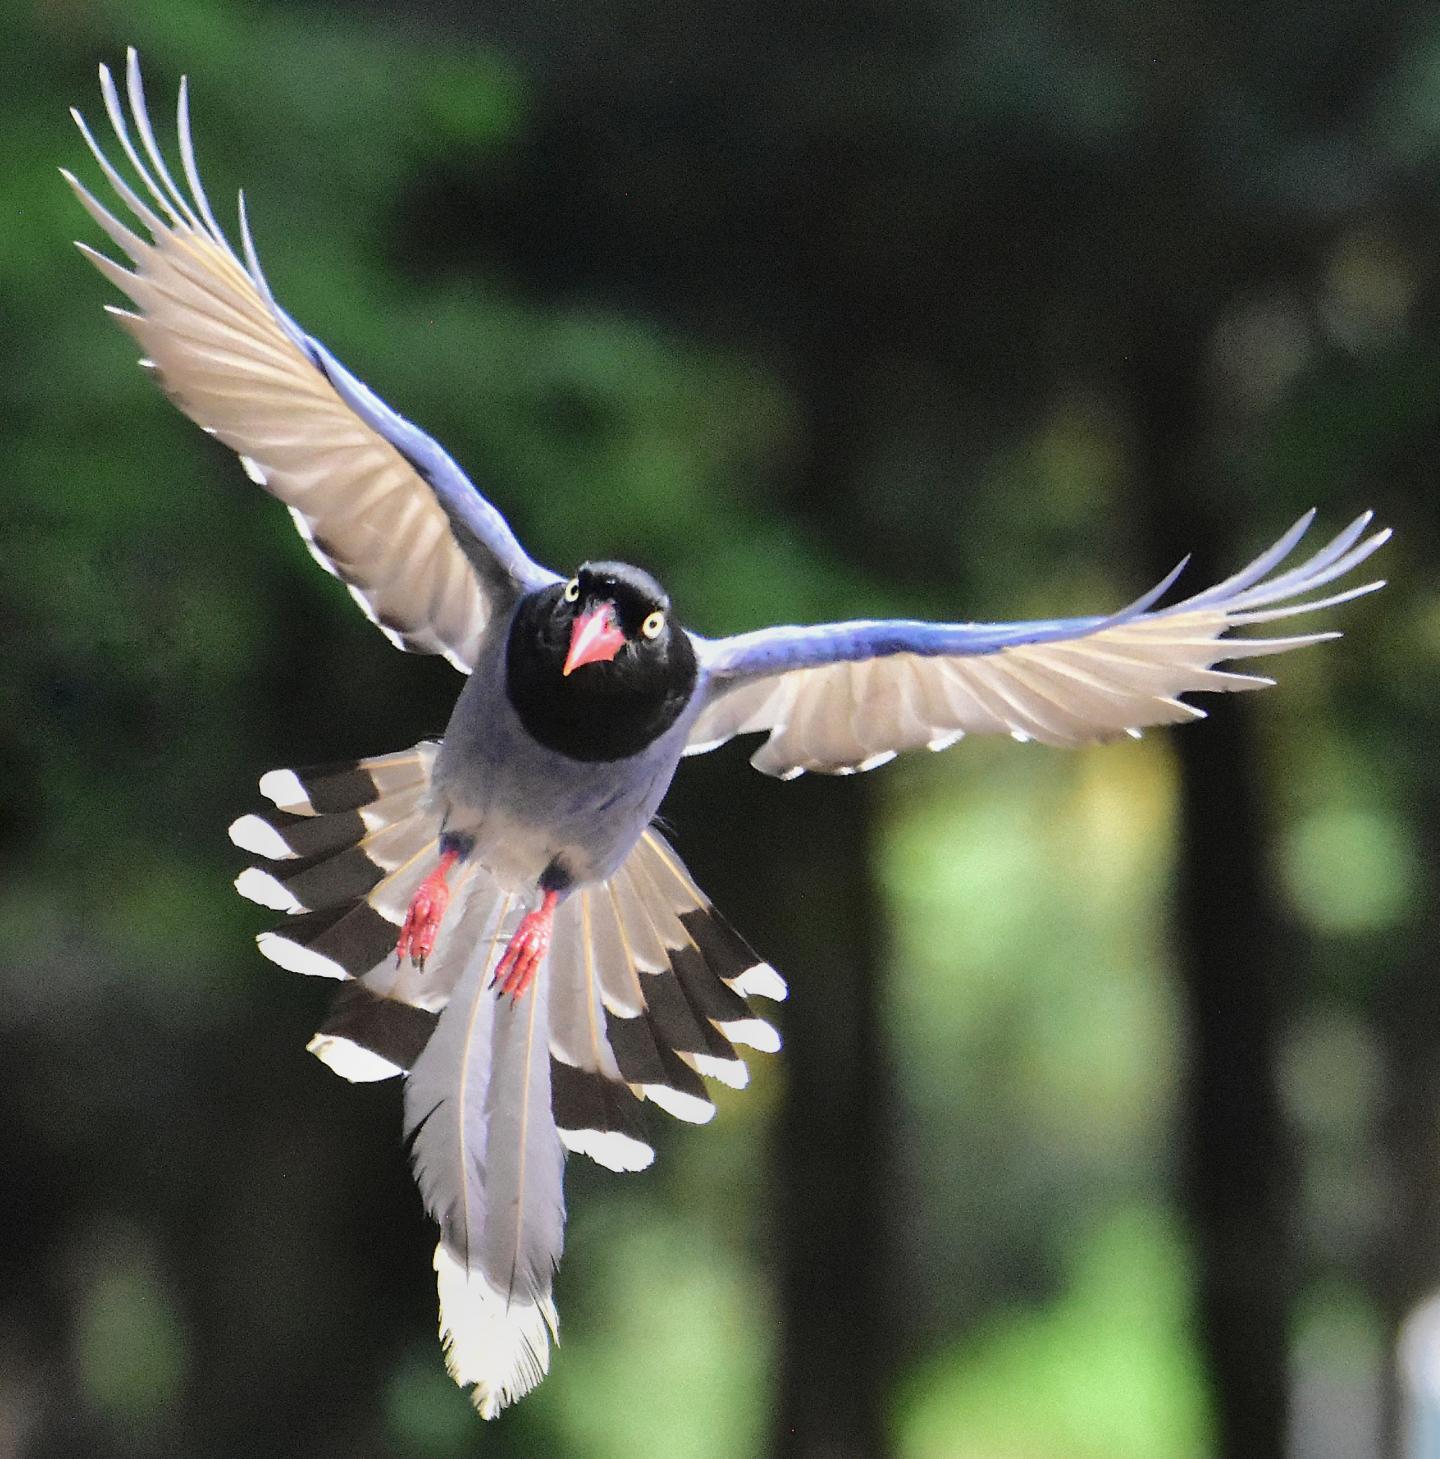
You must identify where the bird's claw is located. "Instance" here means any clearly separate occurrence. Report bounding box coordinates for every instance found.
[396,865,453,969]
[491,906,555,1002]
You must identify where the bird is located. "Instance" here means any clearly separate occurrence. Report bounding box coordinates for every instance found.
[66,50,1388,1419]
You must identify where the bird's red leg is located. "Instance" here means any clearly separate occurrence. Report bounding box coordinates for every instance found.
[491,890,560,1002]
[396,849,460,970]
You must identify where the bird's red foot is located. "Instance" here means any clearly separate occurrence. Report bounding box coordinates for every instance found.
[396,850,460,970]
[491,890,560,1002]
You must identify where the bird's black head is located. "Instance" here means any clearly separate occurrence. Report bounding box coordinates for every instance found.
[505,561,698,762]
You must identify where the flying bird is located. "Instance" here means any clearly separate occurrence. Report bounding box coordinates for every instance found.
[66,51,1388,1418]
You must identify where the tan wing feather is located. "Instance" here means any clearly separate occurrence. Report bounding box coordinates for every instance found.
[691,514,1388,777]
[67,53,493,669]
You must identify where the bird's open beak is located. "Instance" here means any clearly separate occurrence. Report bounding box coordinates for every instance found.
[563,603,627,675]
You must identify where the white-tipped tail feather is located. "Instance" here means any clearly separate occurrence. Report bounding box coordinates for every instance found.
[227,749,785,1415]
[405,908,566,1416]
[556,1124,655,1172]
[305,1034,405,1084]
[434,1243,559,1419]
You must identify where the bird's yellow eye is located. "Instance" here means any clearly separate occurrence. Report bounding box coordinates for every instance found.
[641,610,666,640]
[563,578,580,603]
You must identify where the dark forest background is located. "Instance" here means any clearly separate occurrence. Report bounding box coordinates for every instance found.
[3,1,1439,1456]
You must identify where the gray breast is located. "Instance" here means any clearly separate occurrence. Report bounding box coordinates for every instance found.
[432,622,701,890]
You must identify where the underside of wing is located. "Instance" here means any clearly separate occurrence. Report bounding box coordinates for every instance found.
[66,50,551,671]
[688,510,1389,777]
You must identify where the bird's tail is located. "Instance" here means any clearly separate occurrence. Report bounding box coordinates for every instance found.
[229,742,786,1416]
[228,741,453,1075]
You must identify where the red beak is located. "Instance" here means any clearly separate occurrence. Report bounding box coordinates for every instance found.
[563,603,627,676]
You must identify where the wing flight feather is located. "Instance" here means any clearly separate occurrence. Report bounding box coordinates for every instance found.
[689,511,1388,776]
[68,50,554,673]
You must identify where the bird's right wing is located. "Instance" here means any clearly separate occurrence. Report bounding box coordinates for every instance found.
[65,50,554,673]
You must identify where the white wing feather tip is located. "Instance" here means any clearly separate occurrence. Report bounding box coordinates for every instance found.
[732,963,788,1002]
[641,1083,716,1124]
[686,1052,751,1090]
[717,1017,783,1054]
[558,1127,655,1172]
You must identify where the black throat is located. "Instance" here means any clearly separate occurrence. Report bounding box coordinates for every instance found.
[504,583,698,762]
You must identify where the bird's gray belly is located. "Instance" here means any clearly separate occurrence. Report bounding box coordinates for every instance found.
[431,665,680,892]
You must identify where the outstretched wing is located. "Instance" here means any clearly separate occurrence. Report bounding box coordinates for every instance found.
[687,511,1388,778]
[65,50,554,672]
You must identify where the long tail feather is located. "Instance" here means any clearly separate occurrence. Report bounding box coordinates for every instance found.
[405,907,566,1417]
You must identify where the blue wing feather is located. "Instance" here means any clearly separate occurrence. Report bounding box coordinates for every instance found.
[698,513,1379,686]
[300,334,554,600]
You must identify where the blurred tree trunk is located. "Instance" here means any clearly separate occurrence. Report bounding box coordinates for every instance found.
[1376,806,1440,1451]
[669,746,893,1459]
[1130,311,1298,1459]
[771,358,894,1459]
[1169,682,1297,1459]
[670,354,896,1459]
[767,774,892,1459]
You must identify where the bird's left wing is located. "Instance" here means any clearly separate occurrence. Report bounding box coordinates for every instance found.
[65,51,555,673]
[687,511,1388,778]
